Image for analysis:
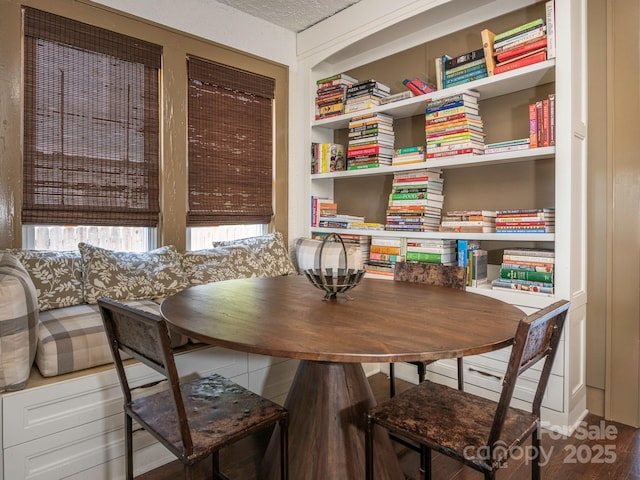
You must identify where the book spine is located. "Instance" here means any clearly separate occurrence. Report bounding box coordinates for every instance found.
[425,105,477,119]
[536,100,543,147]
[548,93,556,146]
[546,0,556,59]
[494,27,547,51]
[389,192,436,200]
[434,57,444,90]
[403,79,425,96]
[494,50,547,74]
[485,144,530,154]
[528,102,538,148]
[409,77,435,93]
[493,18,544,43]
[503,254,555,264]
[406,252,447,263]
[444,72,488,88]
[542,98,550,147]
[500,269,554,283]
[444,65,488,83]
[426,147,481,158]
[444,47,485,69]
[496,37,548,63]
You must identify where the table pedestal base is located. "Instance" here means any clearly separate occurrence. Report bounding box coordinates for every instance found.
[262,360,404,480]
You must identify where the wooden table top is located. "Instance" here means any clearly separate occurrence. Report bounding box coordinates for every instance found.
[160,275,525,363]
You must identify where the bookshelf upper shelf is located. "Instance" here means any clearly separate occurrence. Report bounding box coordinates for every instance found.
[312,59,556,130]
[310,147,554,180]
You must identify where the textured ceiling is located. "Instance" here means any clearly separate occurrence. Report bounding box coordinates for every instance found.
[214,0,362,32]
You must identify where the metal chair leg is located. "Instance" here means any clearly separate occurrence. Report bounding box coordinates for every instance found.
[457,357,464,391]
[365,414,374,480]
[279,414,289,480]
[389,363,396,397]
[125,413,133,480]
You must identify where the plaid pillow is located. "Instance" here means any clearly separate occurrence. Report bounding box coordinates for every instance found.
[79,243,189,304]
[293,237,363,273]
[0,253,39,391]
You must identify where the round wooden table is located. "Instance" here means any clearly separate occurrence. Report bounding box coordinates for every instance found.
[160,275,525,480]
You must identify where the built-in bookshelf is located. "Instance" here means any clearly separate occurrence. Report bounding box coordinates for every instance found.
[297,0,587,434]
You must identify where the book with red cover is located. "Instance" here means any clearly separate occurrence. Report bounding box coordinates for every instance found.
[528,103,538,148]
[494,49,547,74]
[496,37,548,63]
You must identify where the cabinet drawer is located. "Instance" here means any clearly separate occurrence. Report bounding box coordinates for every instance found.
[427,355,563,412]
[3,346,246,447]
[463,360,563,412]
[4,414,173,480]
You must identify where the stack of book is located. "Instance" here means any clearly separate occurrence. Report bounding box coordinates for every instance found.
[347,112,395,170]
[456,240,488,287]
[385,168,444,233]
[484,138,530,154]
[315,72,357,120]
[317,213,366,229]
[392,146,425,166]
[311,143,345,173]
[405,238,456,265]
[366,236,404,277]
[439,210,496,233]
[529,93,556,148]
[441,48,488,89]
[495,208,555,233]
[424,91,485,158]
[310,196,336,227]
[344,79,391,114]
[492,247,555,295]
[486,18,549,76]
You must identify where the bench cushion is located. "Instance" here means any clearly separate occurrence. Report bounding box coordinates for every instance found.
[79,243,189,304]
[36,299,188,377]
[0,253,39,391]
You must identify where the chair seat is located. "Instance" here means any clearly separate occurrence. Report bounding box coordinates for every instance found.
[131,373,285,464]
[369,380,538,471]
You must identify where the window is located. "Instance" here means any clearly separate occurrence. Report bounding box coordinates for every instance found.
[186,57,275,228]
[22,8,161,250]
[187,224,267,251]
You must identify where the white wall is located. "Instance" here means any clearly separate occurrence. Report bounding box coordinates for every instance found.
[90,0,297,66]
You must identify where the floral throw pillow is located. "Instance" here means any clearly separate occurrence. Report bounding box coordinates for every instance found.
[3,249,84,311]
[212,232,296,277]
[182,245,266,285]
[79,243,189,304]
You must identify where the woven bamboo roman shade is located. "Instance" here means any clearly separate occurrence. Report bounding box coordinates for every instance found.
[187,57,275,226]
[22,8,161,227]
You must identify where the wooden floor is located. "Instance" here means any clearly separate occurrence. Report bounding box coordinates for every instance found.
[138,373,640,480]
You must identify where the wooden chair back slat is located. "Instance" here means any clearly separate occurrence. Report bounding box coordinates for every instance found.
[488,299,570,447]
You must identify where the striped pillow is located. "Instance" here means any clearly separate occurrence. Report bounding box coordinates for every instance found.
[0,253,39,391]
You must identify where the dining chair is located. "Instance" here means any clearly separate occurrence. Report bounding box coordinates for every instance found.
[389,261,467,398]
[98,297,289,480]
[366,299,570,480]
